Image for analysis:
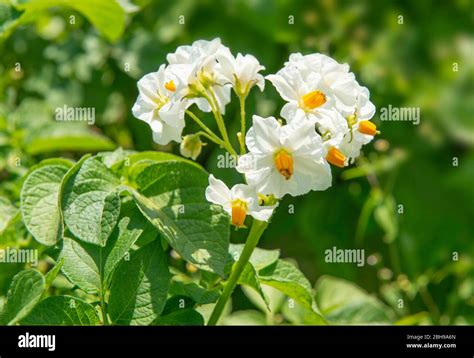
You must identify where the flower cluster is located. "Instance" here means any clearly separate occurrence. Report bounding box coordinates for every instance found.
[132,39,377,228]
[132,38,263,146]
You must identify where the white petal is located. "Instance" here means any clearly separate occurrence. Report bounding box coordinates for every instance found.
[151,121,183,145]
[212,84,232,114]
[249,205,276,222]
[281,120,321,153]
[291,156,332,195]
[266,74,299,102]
[205,175,232,213]
[229,184,250,201]
[132,94,155,123]
[280,102,300,123]
[245,116,281,154]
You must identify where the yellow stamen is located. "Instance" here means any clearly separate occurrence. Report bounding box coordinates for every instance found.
[164,80,176,92]
[358,121,377,136]
[302,90,327,109]
[274,150,294,180]
[231,199,248,228]
[326,147,346,168]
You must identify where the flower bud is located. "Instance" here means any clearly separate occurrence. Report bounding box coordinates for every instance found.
[197,69,215,88]
[258,193,278,206]
[180,134,204,160]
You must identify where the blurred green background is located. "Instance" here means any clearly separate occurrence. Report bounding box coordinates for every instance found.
[1,0,473,325]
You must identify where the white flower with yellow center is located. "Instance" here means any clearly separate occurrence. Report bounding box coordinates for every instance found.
[236,115,332,198]
[281,107,349,168]
[132,64,189,145]
[217,50,265,96]
[340,118,378,162]
[267,53,377,126]
[205,175,276,228]
[167,38,231,114]
[339,87,378,162]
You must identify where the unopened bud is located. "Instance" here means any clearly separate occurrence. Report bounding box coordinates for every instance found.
[180,134,204,160]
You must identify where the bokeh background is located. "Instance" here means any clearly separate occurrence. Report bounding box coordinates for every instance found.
[1,0,473,325]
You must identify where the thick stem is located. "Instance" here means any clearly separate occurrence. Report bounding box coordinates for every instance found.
[207,219,268,326]
[238,95,247,155]
[100,289,109,325]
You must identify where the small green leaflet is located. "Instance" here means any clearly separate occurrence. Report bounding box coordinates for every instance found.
[10,0,126,42]
[22,296,100,325]
[61,156,121,246]
[258,259,315,311]
[108,240,170,325]
[0,197,17,235]
[315,276,394,324]
[21,162,72,245]
[3,269,45,325]
[153,309,204,326]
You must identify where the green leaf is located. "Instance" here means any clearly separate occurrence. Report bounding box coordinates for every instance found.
[103,201,158,286]
[154,309,204,326]
[130,161,230,276]
[126,151,201,170]
[12,0,126,42]
[25,125,116,155]
[109,241,170,325]
[222,310,267,326]
[3,269,45,325]
[22,296,100,325]
[229,244,280,270]
[20,162,71,245]
[0,197,17,235]
[242,285,286,315]
[61,156,121,246]
[169,281,219,305]
[315,276,394,324]
[222,243,280,305]
[44,258,64,287]
[258,259,315,311]
[281,299,327,325]
[162,295,195,313]
[238,263,270,311]
[59,201,155,293]
[59,237,102,294]
[0,2,23,40]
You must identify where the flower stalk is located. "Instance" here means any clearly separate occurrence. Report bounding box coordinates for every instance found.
[238,94,247,154]
[207,219,268,326]
[204,89,238,158]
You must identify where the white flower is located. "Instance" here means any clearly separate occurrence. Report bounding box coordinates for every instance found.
[267,53,375,126]
[205,174,276,227]
[217,50,265,95]
[132,64,189,145]
[236,114,331,198]
[351,86,376,121]
[167,38,231,114]
[338,87,378,162]
[339,118,378,162]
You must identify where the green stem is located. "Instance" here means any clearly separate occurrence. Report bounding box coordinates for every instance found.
[100,289,109,325]
[204,89,237,158]
[195,131,219,144]
[185,110,223,144]
[238,95,247,155]
[419,286,440,323]
[207,219,268,326]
